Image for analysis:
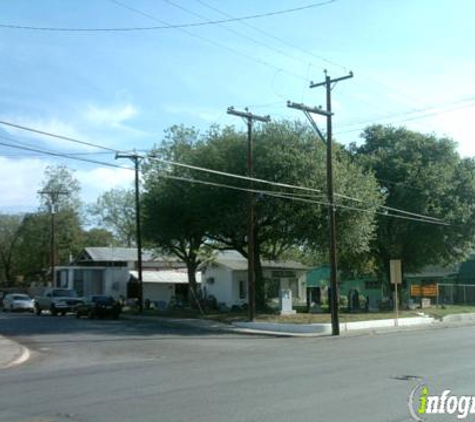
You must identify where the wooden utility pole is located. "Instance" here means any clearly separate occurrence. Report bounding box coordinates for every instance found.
[38,190,69,287]
[288,70,353,336]
[226,106,270,321]
[115,152,144,314]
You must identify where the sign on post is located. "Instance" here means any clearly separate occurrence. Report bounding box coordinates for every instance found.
[390,260,402,326]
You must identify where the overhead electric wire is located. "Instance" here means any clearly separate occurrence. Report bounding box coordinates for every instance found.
[0,120,117,153]
[0,119,448,225]
[156,172,450,226]
[0,136,130,170]
[0,0,336,32]
[149,156,447,223]
[336,96,475,135]
[110,0,310,83]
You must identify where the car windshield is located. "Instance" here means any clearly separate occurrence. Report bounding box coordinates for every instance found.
[52,290,77,297]
[12,294,30,301]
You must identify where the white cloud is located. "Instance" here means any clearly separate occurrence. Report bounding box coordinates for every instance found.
[0,157,49,210]
[84,103,138,127]
[75,167,135,204]
[0,116,97,152]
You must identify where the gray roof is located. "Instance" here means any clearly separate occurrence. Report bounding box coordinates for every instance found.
[77,247,179,263]
[213,251,308,271]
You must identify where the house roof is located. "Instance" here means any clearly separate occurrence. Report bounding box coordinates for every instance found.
[129,270,201,284]
[76,247,178,263]
[406,264,459,279]
[213,250,308,271]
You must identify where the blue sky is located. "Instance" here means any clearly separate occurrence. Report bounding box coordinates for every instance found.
[1,0,475,212]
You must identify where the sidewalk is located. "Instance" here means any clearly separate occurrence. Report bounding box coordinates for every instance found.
[122,312,475,337]
[0,335,30,369]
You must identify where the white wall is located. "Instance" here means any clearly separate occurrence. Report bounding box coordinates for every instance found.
[231,270,249,307]
[143,283,175,304]
[202,265,234,306]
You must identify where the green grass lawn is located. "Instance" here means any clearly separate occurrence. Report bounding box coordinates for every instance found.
[123,304,475,324]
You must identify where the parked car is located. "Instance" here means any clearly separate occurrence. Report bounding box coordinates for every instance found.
[34,288,83,316]
[2,293,35,312]
[76,295,122,319]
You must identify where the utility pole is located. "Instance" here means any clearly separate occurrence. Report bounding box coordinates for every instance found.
[115,151,144,314]
[227,107,271,322]
[39,190,69,287]
[288,70,353,336]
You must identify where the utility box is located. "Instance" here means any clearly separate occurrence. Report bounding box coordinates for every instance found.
[280,289,296,315]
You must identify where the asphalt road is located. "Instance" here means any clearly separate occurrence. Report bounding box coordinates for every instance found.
[0,312,474,422]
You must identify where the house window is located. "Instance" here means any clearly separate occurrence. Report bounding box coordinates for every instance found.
[239,280,247,299]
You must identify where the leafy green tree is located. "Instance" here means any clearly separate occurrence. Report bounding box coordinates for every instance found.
[142,122,383,306]
[142,125,208,299]
[82,228,118,247]
[351,125,475,276]
[0,214,23,285]
[88,188,136,246]
[193,121,383,296]
[39,164,82,213]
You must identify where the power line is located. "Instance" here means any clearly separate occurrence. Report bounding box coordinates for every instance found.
[0,120,117,152]
[156,172,450,226]
[110,0,311,83]
[0,0,336,32]
[0,133,450,226]
[0,136,131,170]
[163,0,331,73]
[149,156,447,224]
[0,118,447,223]
[336,96,475,135]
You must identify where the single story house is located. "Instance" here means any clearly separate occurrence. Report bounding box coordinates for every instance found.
[129,269,201,305]
[202,251,308,307]
[55,247,194,305]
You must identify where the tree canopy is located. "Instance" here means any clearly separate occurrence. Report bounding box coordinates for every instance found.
[351,125,475,274]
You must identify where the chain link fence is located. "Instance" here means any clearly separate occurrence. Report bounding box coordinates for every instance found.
[437,283,475,306]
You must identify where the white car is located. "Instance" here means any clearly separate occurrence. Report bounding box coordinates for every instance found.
[2,293,35,312]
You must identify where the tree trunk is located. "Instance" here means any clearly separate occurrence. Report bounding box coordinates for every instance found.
[186,261,199,307]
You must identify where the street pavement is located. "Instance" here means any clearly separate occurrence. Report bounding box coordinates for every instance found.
[1,312,475,422]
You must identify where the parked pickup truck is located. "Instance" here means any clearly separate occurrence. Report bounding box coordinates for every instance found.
[34,288,83,316]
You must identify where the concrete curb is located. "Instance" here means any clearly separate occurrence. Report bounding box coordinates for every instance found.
[441,312,475,323]
[122,314,442,337]
[0,336,30,369]
[233,316,436,336]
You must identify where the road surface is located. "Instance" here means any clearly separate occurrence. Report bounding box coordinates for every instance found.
[0,312,473,422]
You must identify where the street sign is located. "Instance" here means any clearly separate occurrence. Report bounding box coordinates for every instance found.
[390,260,402,284]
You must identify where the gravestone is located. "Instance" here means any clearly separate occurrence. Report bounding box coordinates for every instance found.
[280,289,296,315]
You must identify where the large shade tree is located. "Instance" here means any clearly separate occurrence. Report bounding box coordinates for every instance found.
[142,122,383,306]
[351,125,475,277]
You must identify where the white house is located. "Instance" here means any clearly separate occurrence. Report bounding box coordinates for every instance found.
[202,251,308,307]
[129,270,201,305]
[55,247,197,304]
